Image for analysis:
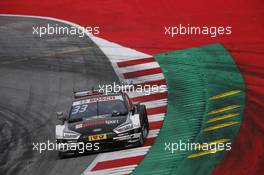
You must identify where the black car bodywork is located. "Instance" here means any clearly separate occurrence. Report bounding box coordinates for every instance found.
[55,90,149,156]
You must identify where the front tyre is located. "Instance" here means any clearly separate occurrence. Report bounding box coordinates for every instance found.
[137,120,148,146]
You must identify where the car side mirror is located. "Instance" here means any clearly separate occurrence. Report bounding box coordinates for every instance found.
[131,107,136,115]
[131,101,140,115]
[56,112,66,121]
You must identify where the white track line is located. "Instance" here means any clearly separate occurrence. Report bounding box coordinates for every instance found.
[147,129,161,138]
[88,36,151,61]
[95,146,151,162]
[124,73,165,84]
[148,113,165,122]
[143,99,167,108]
[118,62,160,73]
[82,165,137,175]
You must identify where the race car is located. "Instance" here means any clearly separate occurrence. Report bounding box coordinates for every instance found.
[55,89,149,156]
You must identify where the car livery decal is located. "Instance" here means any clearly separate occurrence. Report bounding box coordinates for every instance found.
[75,119,121,129]
[105,119,119,125]
[75,120,105,129]
[88,134,107,141]
[72,95,123,106]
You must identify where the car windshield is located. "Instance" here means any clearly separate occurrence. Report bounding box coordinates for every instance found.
[69,96,127,120]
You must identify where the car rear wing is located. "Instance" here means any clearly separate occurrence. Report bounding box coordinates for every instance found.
[73,89,104,99]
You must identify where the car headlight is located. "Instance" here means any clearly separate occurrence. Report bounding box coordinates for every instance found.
[114,119,140,134]
[63,131,80,139]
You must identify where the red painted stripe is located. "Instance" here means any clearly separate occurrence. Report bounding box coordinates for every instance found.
[130,92,167,102]
[117,57,155,67]
[123,67,162,79]
[147,106,167,115]
[91,155,144,171]
[136,79,166,86]
[149,120,163,130]
[143,137,156,146]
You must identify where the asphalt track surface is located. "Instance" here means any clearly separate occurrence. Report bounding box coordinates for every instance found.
[0,16,119,175]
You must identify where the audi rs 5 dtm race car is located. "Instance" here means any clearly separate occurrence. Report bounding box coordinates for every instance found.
[55,90,149,156]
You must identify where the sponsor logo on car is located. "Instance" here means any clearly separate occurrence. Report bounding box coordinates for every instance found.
[90,96,116,103]
[88,134,107,141]
[75,120,105,129]
[93,128,102,132]
[105,120,119,125]
[72,95,123,106]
